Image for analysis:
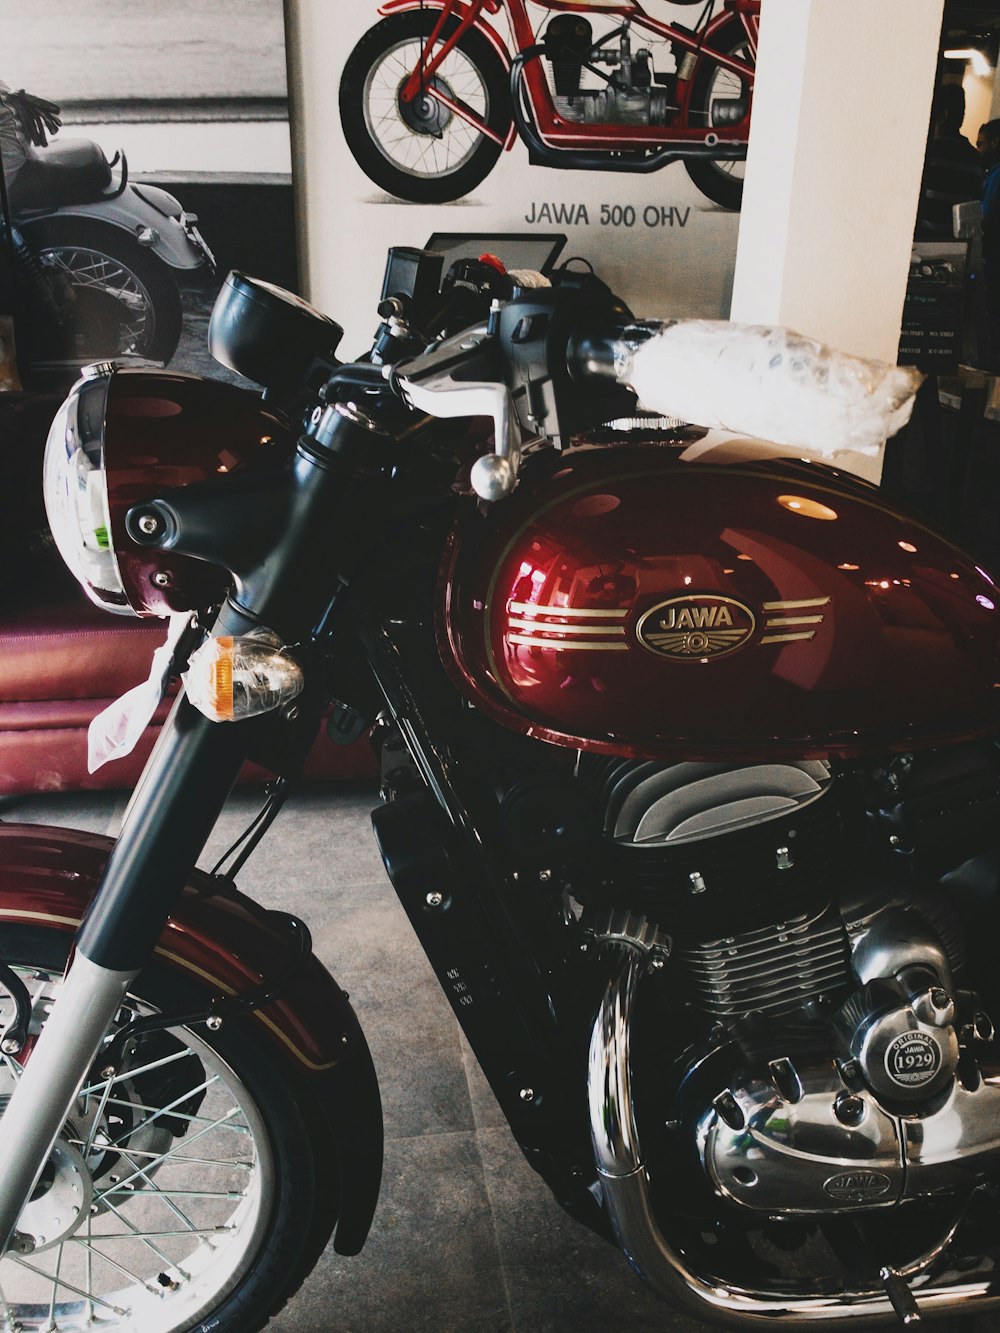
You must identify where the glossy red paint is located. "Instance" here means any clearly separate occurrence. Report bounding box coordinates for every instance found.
[104,369,294,616]
[0,824,353,1073]
[380,0,753,152]
[439,440,1000,760]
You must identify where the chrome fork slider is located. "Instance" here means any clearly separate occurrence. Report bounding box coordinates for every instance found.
[0,953,136,1254]
[586,945,1000,1328]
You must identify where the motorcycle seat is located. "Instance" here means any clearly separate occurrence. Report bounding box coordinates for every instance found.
[8,139,113,213]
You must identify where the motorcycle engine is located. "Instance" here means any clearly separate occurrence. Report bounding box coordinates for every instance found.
[566,754,1000,1219]
[542,19,674,127]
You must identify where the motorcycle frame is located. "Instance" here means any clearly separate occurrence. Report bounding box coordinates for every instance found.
[382,0,757,153]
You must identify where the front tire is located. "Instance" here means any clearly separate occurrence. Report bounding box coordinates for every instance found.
[17,216,183,367]
[0,926,339,1333]
[339,11,510,204]
[684,19,754,211]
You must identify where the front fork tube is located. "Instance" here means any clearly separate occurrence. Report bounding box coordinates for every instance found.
[0,693,246,1255]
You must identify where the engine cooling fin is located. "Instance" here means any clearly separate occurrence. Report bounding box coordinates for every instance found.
[680,904,850,1024]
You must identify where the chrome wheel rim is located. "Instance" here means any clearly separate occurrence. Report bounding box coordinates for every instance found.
[0,969,275,1332]
[362,37,490,180]
[38,246,156,357]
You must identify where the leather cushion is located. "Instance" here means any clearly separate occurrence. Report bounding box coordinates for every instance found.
[8,139,113,212]
[0,599,168,703]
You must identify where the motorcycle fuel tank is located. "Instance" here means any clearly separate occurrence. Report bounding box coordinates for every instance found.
[439,437,1000,760]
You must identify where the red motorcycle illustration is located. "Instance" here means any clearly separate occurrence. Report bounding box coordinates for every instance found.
[339,0,758,210]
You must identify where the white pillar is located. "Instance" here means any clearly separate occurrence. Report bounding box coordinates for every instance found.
[730,0,943,480]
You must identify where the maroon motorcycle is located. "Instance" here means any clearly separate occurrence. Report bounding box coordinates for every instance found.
[0,245,997,1331]
[340,0,757,209]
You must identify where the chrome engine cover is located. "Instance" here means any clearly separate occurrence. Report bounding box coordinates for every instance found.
[552,88,672,126]
[698,1055,1000,1216]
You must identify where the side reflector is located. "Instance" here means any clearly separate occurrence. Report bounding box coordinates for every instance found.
[185,632,304,722]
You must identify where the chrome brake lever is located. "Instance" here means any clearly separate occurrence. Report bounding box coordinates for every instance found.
[395,324,522,501]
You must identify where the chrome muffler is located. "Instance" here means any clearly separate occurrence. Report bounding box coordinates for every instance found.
[587,945,1000,1328]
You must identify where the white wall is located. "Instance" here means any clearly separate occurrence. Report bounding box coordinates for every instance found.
[729,0,942,481]
[285,0,742,350]
[731,0,942,364]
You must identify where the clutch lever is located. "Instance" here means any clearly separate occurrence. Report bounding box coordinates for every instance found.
[394,322,522,501]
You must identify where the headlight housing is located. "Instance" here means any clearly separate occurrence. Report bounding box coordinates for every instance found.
[43,369,131,613]
[43,365,293,617]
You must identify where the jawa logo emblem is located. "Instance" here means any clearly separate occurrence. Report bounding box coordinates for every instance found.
[823,1171,894,1203]
[636,596,756,662]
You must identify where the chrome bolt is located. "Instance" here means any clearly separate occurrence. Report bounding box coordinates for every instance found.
[426,891,444,909]
[151,571,171,588]
[775,846,794,870]
[283,704,300,722]
[101,1065,116,1079]
[689,871,707,894]
[137,513,160,535]
[538,869,552,882]
[519,1087,535,1103]
[0,1038,19,1055]
[889,835,902,848]
[649,957,665,971]
[205,1015,223,1032]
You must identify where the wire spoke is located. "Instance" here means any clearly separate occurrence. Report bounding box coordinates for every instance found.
[93,1108,242,1202]
[81,1066,118,1160]
[111,1152,200,1235]
[85,1208,94,1327]
[102,1074,221,1148]
[68,1140,250,1171]
[79,1046,199,1099]
[73,1227,234,1242]
[68,1240,162,1297]
[100,1189,244,1201]
[103,1091,249,1136]
[47,1242,64,1330]
[98,1196,192,1281]
[8,1255,129,1318]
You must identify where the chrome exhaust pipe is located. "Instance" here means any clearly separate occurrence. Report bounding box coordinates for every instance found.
[587,946,1000,1328]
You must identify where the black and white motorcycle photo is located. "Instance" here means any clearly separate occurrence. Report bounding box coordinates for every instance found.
[0,82,214,378]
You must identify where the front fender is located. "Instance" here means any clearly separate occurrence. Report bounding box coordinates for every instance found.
[379,0,511,70]
[0,822,383,1255]
[45,187,206,270]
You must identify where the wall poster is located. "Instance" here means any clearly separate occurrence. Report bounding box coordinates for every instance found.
[325,0,755,350]
[1,0,296,390]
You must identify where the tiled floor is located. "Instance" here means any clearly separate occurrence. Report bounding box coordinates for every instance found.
[1,782,711,1332]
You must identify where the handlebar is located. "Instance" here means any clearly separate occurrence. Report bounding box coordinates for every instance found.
[392,283,921,501]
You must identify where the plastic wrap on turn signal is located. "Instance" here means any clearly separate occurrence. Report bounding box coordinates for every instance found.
[183,632,304,723]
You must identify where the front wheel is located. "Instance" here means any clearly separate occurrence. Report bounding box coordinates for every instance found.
[0,926,339,1333]
[16,216,183,368]
[684,19,754,211]
[339,11,511,204]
